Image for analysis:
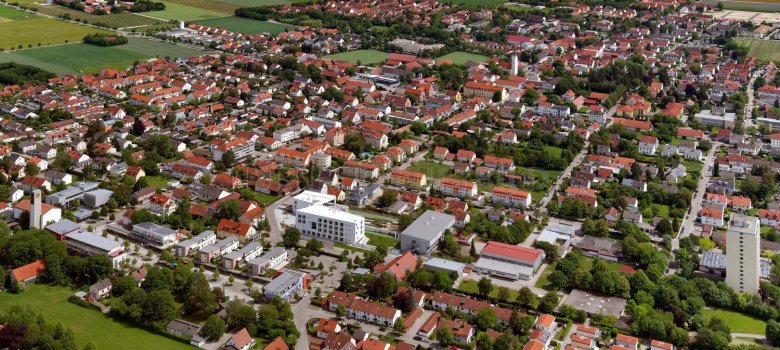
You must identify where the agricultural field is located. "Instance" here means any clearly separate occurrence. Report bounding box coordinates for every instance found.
[147,1,228,20]
[35,6,162,28]
[0,13,109,51]
[435,51,489,65]
[737,39,780,62]
[0,285,194,350]
[322,49,389,65]
[702,308,767,335]
[0,37,206,75]
[165,0,241,13]
[192,16,296,34]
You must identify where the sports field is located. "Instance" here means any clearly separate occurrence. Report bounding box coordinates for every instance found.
[0,37,206,75]
[193,16,296,34]
[0,285,194,350]
[322,49,389,65]
[737,39,780,62]
[147,1,228,20]
[435,51,489,65]
[0,15,110,51]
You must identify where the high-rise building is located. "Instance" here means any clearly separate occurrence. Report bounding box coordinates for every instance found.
[726,214,760,294]
[30,190,42,229]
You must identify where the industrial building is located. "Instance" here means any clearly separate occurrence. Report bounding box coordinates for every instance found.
[472,241,544,280]
[398,210,456,255]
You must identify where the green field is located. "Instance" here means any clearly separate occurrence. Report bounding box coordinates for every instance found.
[0,5,30,20]
[165,0,239,14]
[192,16,296,34]
[438,0,507,6]
[28,5,161,28]
[651,203,670,218]
[366,232,399,248]
[0,15,110,51]
[147,1,227,20]
[239,188,279,206]
[0,37,206,75]
[702,308,767,335]
[0,285,194,350]
[435,51,489,65]
[407,160,452,179]
[458,280,518,300]
[322,50,389,65]
[350,209,399,223]
[737,39,780,62]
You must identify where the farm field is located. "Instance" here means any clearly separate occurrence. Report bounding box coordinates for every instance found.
[435,51,489,65]
[147,1,228,20]
[33,5,162,28]
[0,37,206,75]
[165,0,240,13]
[322,49,389,65]
[0,15,109,51]
[212,0,294,7]
[702,308,767,335]
[0,285,194,350]
[0,5,30,20]
[737,39,780,62]
[192,16,296,34]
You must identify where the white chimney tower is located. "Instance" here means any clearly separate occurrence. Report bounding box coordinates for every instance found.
[511,53,519,76]
[180,21,185,30]
[30,189,42,229]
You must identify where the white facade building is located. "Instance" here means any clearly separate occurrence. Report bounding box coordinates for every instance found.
[726,214,761,295]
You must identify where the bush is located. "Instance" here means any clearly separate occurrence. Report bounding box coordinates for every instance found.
[83,33,128,47]
[67,295,103,311]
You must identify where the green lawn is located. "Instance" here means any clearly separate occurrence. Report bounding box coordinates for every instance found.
[192,16,296,34]
[239,188,279,206]
[435,51,489,65]
[682,160,704,173]
[651,203,670,218]
[147,1,227,20]
[33,6,162,28]
[702,308,767,335]
[535,256,623,290]
[366,232,399,248]
[407,160,452,179]
[0,285,194,350]
[0,15,111,51]
[322,49,389,65]
[0,5,30,20]
[143,175,174,190]
[737,39,780,62]
[0,37,206,75]
[457,280,518,301]
[544,146,563,158]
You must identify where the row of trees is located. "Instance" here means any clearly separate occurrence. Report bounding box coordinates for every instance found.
[83,33,128,47]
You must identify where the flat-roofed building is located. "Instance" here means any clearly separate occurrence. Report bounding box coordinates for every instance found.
[199,237,239,263]
[726,214,760,294]
[65,230,127,268]
[295,204,366,244]
[175,230,217,257]
[264,268,309,301]
[398,210,456,255]
[132,222,179,249]
[247,247,288,275]
[223,241,263,269]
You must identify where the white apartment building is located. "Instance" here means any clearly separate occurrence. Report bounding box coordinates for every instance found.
[726,214,761,295]
[295,205,366,244]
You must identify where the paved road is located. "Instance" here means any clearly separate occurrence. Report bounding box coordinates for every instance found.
[266,193,296,245]
[539,141,590,211]
[672,142,720,251]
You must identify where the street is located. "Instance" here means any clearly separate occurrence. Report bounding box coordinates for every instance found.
[672,142,721,251]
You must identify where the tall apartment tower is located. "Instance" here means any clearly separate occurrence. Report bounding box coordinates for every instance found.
[30,189,42,229]
[726,214,760,294]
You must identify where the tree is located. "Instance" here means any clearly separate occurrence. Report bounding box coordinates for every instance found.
[142,266,174,293]
[132,116,146,136]
[471,308,497,331]
[225,300,257,330]
[202,315,227,341]
[656,219,673,236]
[141,290,177,329]
[432,271,453,291]
[767,320,780,346]
[216,199,242,221]
[369,272,399,300]
[539,291,560,313]
[305,239,323,254]
[547,270,569,290]
[184,273,218,320]
[435,326,454,346]
[221,150,236,169]
[393,317,405,333]
[516,287,538,308]
[83,341,97,350]
[335,304,347,318]
[282,227,301,248]
[477,276,493,297]
[493,332,521,350]
[476,331,494,350]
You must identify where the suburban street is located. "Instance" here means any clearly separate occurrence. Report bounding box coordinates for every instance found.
[539,141,590,211]
[672,142,720,250]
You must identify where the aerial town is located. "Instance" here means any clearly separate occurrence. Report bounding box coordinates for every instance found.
[4,0,780,349]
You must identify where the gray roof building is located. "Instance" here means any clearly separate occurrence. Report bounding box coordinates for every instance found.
[398,210,456,255]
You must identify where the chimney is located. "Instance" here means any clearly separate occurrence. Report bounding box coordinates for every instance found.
[30,189,42,229]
